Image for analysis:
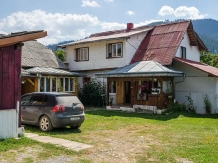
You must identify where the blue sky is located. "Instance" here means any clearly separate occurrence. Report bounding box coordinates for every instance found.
[0,0,217,45]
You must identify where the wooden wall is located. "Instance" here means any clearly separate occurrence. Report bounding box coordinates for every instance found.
[0,45,21,127]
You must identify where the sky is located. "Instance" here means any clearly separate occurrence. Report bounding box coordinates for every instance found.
[0,0,218,45]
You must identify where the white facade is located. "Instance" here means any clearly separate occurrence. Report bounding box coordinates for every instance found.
[175,32,200,62]
[173,61,218,114]
[65,31,148,72]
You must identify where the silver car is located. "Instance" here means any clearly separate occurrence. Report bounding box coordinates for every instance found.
[21,92,85,132]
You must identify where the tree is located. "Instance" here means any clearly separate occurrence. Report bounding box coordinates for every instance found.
[54,49,65,61]
[200,52,218,68]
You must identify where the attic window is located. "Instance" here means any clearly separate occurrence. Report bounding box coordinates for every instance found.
[181,46,186,59]
[75,47,89,62]
[106,43,123,58]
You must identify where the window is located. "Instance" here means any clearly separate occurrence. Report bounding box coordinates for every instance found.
[31,95,48,105]
[107,43,122,58]
[39,77,75,92]
[109,81,116,93]
[40,77,45,92]
[75,47,89,61]
[181,46,186,59]
[83,77,91,85]
[21,95,32,105]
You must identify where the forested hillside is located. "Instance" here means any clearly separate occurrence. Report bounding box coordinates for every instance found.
[47,40,74,51]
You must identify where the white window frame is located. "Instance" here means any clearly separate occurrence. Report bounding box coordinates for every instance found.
[39,77,75,92]
[181,46,186,59]
[107,43,122,58]
[76,47,89,61]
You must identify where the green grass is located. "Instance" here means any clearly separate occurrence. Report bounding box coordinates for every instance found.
[1,110,218,163]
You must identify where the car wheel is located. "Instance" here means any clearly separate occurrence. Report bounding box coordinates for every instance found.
[39,115,53,132]
[70,124,81,129]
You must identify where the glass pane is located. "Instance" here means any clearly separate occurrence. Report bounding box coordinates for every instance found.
[117,43,122,56]
[65,78,69,91]
[70,78,73,91]
[112,44,116,57]
[52,78,56,92]
[58,78,64,92]
[46,77,50,92]
[40,77,44,92]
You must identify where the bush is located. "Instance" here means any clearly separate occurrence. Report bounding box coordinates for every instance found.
[165,102,186,113]
[78,79,106,107]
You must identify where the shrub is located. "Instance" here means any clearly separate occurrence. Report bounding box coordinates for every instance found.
[78,79,106,107]
[185,93,196,113]
[165,102,186,113]
[203,94,211,113]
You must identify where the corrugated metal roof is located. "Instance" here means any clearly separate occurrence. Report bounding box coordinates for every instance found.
[26,67,83,76]
[22,40,67,69]
[130,21,190,65]
[59,28,153,47]
[95,61,183,77]
[174,57,218,77]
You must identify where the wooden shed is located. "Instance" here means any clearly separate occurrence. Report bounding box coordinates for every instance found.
[0,31,47,139]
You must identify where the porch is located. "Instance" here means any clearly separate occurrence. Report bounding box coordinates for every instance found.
[95,61,184,110]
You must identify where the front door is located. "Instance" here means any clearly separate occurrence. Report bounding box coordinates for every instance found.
[116,81,124,104]
[124,81,131,103]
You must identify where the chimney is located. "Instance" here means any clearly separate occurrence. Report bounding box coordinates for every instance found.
[126,23,134,31]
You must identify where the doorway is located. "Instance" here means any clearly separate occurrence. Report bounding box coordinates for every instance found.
[124,81,131,103]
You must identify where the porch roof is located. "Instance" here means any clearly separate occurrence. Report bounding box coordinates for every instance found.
[25,67,84,77]
[95,61,184,77]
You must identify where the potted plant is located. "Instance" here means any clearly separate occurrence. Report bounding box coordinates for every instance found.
[203,94,211,114]
[109,97,113,106]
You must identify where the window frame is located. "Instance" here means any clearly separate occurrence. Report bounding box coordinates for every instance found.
[181,46,186,59]
[39,76,75,93]
[106,42,123,58]
[75,47,89,62]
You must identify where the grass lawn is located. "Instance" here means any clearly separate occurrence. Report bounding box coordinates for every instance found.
[0,109,218,163]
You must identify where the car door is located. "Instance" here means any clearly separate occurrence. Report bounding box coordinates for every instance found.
[28,94,49,124]
[21,94,33,123]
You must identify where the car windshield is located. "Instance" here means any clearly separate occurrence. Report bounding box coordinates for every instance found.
[56,95,81,106]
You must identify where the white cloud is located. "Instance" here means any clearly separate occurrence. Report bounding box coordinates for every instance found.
[105,0,113,2]
[0,10,100,45]
[126,11,135,15]
[81,0,101,7]
[158,5,207,19]
[99,19,164,31]
[158,6,174,16]
[0,10,165,45]
[100,22,126,31]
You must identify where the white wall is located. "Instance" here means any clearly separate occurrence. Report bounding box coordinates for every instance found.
[175,32,200,62]
[173,60,218,114]
[66,32,148,72]
[0,110,18,139]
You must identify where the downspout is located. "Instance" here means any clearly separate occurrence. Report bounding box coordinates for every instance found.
[174,74,186,101]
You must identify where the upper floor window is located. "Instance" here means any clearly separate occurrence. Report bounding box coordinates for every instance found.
[106,43,123,58]
[75,47,89,62]
[181,46,186,59]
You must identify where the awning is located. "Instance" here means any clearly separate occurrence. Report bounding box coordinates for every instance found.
[25,67,84,77]
[95,61,184,77]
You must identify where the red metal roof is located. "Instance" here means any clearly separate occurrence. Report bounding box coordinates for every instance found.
[130,21,190,65]
[174,57,218,77]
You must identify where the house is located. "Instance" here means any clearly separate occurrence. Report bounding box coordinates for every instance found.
[0,30,46,139]
[21,40,83,96]
[60,20,218,114]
